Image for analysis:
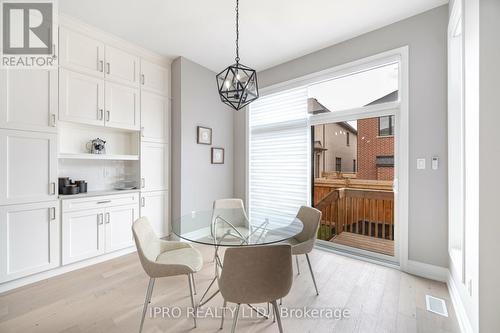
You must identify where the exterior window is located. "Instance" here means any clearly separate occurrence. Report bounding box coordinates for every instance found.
[353,159,356,172]
[346,132,350,146]
[335,157,342,172]
[376,155,394,167]
[378,116,394,136]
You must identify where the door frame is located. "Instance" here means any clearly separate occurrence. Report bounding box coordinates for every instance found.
[246,46,409,268]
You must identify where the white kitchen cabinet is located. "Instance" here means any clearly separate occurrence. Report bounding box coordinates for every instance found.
[141,142,168,192]
[0,130,57,205]
[62,208,105,265]
[140,59,169,95]
[59,26,105,78]
[105,204,138,252]
[104,82,140,130]
[105,46,139,87]
[0,201,59,283]
[0,69,58,133]
[141,91,169,143]
[59,68,105,127]
[140,191,168,237]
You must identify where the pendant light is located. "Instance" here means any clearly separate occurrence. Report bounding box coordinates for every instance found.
[216,0,259,111]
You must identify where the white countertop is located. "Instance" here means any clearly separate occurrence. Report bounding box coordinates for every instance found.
[58,189,140,200]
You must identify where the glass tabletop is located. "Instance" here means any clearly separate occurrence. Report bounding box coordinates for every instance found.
[171,208,304,246]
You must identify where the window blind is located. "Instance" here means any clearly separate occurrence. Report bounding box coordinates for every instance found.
[248,87,310,225]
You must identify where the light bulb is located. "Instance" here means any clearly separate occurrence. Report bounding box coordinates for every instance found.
[236,73,241,81]
[225,80,231,89]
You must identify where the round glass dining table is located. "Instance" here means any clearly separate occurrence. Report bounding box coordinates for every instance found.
[171,209,304,247]
[171,208,304,310]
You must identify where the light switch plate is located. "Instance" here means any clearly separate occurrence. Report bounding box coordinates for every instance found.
[417,158,426,170]
[432,157,439,170]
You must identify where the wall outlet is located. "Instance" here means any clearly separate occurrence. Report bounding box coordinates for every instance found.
[432,156,439,170]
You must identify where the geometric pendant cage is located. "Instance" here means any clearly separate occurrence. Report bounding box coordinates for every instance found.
[216,62,259,110]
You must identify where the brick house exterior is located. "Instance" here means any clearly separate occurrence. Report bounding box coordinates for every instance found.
[356,91,397,180]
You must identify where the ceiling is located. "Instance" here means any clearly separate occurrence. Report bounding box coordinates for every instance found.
[59,0,448,72]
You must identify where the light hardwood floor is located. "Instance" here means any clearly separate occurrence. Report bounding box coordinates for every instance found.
[0,245,460,333]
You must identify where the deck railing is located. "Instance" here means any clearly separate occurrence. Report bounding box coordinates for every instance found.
[315,187,394,241]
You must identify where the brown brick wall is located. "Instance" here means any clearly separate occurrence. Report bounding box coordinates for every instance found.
[357,117,394,180]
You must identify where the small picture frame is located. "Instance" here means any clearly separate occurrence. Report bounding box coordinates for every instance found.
[211,147,225,164]
[197,126,212,145]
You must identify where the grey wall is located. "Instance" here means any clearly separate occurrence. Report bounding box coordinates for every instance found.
[171,57,234,221]
[234,6,449,267]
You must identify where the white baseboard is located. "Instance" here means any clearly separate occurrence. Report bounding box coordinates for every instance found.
[405,260,448,282]
[447,271,474,333]
[0,247,136,294]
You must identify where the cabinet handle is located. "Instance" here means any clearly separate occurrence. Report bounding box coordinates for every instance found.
[106,110,110,122]
[49,182,56,195]
[141,197,145,207]
[141,178,145,189]
[106,62,110,75]
[98,108,104,120]
[99,60,104,72]
[50,207,56,221]
[97,213,104,225]
[141,74,145,85]
[97,200,111,204]
[50,114,56,127]
[105,212,110,224]
[52,44,57,59]
[140,127,145,137]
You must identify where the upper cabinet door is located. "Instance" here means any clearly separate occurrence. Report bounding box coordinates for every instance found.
[59,26,105,78]
[141,91,169,143]
[59,68,105,127]
[105,204,138,252]
[104,82,140,130]
[0,69,58,133]
[0,201,60,283]
[0,130,57,205]
[140,59,169,95]
[105,46,139,87]
[141,142,168,192]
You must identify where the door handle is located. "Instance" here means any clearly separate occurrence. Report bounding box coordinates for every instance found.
[50,113,56,127]
[97,213,104,225]
[106,62,110,75]
[105,212,110,224]
[49,207,56,221]
[49,182,56,195]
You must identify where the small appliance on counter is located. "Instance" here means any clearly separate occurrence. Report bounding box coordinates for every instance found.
[59,177,88,195]
[86,138,106,154]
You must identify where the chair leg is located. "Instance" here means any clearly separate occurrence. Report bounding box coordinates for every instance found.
[231,304,240,333]
[271,300,283,333]
[220,300,227,330]
[295,255,300,275]
[305,253,319,295]
[190,273,197,295]
[188,274,197,328]
[139,278,155,333]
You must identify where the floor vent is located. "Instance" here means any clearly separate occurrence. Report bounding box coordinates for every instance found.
[425,295,448,317]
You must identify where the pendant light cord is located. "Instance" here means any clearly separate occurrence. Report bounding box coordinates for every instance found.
[235,0,240,64]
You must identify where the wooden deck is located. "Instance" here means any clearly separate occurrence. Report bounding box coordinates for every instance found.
[330,231,394,256]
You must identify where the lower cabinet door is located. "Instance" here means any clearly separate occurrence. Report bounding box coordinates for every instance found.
[0,201,60,283]
[62,208,105,265]
[140,191,168,237]
[105,204,138,252]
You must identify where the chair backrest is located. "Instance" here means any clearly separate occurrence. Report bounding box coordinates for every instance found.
[211,198,249,229]
[219,244,293,304]
[132,217,161,276]
[295,206,322,244]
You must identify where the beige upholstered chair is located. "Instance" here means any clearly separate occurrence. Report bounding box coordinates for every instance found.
[210,198,249,240]
[218,244,293,333]
[285,206,322,295]
[132,217,203,332]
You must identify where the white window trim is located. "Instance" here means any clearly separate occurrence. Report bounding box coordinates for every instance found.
[246,46,409,269]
